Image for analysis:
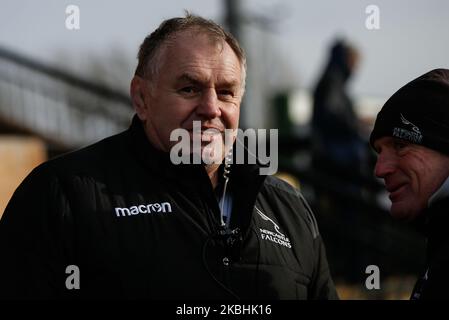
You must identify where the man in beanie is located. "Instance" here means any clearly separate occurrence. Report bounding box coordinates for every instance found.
[370,68,449,299]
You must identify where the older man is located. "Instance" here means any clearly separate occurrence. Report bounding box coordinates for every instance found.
[370,68,449,299]
[0,14,337,299]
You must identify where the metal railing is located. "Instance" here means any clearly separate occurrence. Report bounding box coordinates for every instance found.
[0,46,133,149]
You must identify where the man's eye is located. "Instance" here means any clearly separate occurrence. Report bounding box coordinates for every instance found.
[218,90,234,98]
[180,86,199,94]
[393,141,408,150]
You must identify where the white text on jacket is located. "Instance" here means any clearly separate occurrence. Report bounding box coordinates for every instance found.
[115,202,172,217]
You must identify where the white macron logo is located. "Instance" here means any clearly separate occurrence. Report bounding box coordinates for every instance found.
[256,206,291,249]
[115,202,172,217]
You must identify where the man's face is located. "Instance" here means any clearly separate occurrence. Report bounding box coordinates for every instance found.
[374,136,449,221]
[132,30,243,161]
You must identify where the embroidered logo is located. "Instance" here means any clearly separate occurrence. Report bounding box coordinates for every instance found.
[115,202,172,217]
[256,206,291,249]
[400,113,421,134]
[393,113,423,144]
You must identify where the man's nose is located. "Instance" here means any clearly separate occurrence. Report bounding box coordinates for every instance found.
[196,89,221,119]
[374,152,397,178]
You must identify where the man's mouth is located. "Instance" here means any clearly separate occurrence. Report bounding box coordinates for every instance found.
[188,128,223,142]
[387,183,407,201]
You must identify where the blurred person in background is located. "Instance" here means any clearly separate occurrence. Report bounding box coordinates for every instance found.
[310,39,370,283]
[311,39,368,176]
[370,68,449,299]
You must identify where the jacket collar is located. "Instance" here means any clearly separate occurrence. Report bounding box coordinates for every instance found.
[429,176,449,207]
[124,115,269,233]
[125,115,267,208]
[126,115,201,179]
[420,196,449,260]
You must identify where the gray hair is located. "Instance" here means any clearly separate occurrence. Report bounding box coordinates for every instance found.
[135,12,247,92]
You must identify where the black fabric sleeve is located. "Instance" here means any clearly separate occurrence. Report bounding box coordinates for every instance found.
[308,235,339,300]
[0,164,72,299]
[297,192,339,300]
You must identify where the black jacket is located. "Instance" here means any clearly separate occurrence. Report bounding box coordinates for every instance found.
[411,197,449,299]
[0,116,338,299]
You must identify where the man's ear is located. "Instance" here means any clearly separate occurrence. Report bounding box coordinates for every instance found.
[130,76,148,121]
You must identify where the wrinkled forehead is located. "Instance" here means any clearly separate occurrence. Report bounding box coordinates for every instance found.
[373,136,415,153]
[373,136,393,152]
[164,28,226,54]
[162,31,242,76]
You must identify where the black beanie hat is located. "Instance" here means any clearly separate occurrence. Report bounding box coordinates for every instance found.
[370,69,449,155]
